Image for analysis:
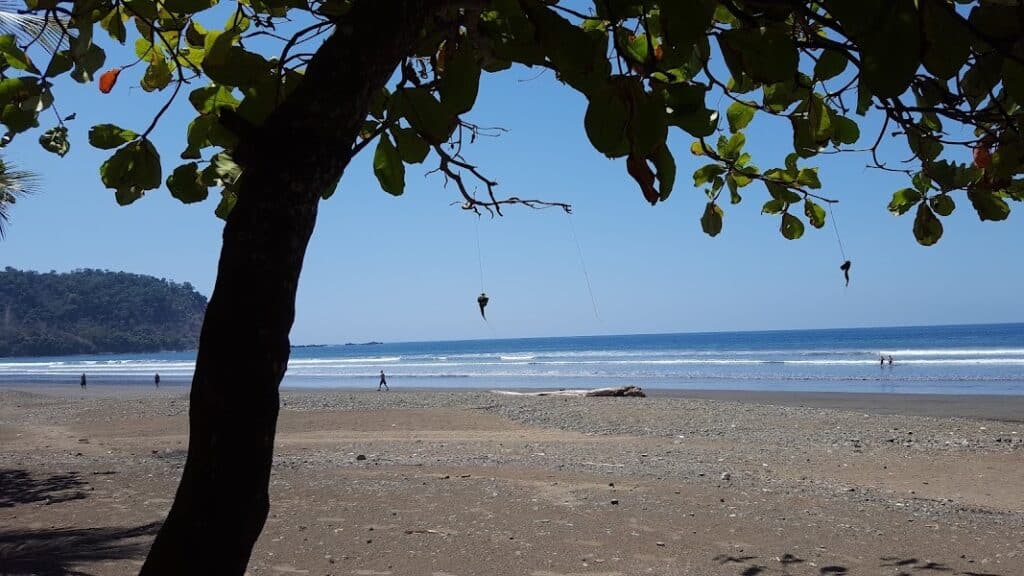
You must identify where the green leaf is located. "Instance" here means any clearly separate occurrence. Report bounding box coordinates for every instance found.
[907,130,942,162]
[700,202,723,237]
[0,35,39,73]
[807,94,832,143]
[762,81,803,113]
[888,188,922,215]
[38,126,70,157]
[921,0,970,79]
[797,168,821,189]
[726,174,742,204]
[858,0,921,97]
[185,20,207,47]
[523,2,610,94]
[368,88,389,120]
[214,188,237,220]
[124,0,159,20]
[717,132,745,161]
[961,53,1002,106]
[726,101,755,133]
[930,194,955,216]
[182,114,236,159]
[1,104,38,134]
[765,181,801,204]
[166,162,209,203]
[1003,42,1024,103]
[616,30,650,65]
[803,199,826,228]
[925,160,981,191]
[396,87,456,145]
[913,172,932,193]
[44,52,74,77]
[779,212,805,240]
[100,7,127,45]
[660,0,714,56]
[210,152,242,185]
[584,83,630,158]
[141,56,172,92]
[665,83,716,137]
[626,84,667,156]
[913,202,943,246]
[831,116,860,145]
[202,29,268,89]
[651,145,676,202]
[373,133,404,196]
[693,163,725,187]
[718,26,798,84]
[391,126,430,164]
[814,49,848,81]
[439,44,480,114]
[856,77,872,115]
[189,85,239,113]
[164,0,218,14]
[70,44,106,84]
[100,139,162,205]
[89,124,138,149]
[967,189,1010,221]
[761,199,786,214]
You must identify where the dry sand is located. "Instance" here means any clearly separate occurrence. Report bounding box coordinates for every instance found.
[1,385,1022,576]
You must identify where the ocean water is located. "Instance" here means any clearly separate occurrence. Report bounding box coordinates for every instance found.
[2,323,1023,395]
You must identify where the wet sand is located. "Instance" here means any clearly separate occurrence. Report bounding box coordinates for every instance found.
[1,385,1022,575]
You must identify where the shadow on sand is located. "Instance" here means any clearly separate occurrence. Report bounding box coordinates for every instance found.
[0,469,88,507]
[0,522,161,576]
[722,552,1006,576]
[0,469,160,575]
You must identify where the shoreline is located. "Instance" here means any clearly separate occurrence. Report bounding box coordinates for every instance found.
[5,383,1024,421]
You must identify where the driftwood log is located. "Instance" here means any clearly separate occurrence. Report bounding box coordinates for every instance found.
[492,386,645,398]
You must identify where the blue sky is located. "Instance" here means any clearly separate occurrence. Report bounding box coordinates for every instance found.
[2,22,1023,344]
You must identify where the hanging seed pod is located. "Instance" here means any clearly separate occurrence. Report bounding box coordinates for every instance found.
[477,293,489,320]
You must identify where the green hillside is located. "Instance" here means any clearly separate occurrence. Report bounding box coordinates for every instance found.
[0,268,207,357]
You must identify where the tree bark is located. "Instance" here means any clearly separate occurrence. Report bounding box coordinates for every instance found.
[139,3,447,573]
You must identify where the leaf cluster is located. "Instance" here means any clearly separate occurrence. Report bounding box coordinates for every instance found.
[2,0,1022,244]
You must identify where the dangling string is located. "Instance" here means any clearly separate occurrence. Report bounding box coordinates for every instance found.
[475,214,485,292]
[829,203,847,262]
[474,215,495,334]
[567,213,601,323]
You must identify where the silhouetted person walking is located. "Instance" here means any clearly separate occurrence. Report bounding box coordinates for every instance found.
[378,370,389,391]
[80,373,86,389]
[888,355,894,365]
[155,373,161,388]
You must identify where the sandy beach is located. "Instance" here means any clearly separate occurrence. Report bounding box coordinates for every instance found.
[1,385,1022,575]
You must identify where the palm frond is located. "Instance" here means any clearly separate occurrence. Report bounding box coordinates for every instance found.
[0,155,40,240]
[0,1,70,54]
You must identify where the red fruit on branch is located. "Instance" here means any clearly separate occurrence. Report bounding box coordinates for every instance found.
[99,68,122,94]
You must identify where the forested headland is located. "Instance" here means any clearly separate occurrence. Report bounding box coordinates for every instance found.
[0,268,206,357]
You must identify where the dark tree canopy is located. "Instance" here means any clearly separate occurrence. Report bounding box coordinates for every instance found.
[0,267,206,356]
[1,0,1022,245]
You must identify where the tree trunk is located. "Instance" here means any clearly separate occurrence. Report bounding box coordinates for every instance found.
[140,3,446,573]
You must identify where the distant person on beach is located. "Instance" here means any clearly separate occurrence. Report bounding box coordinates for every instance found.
[880,355,885,366]
[888,355,894,365]
[378,370,389,392]
[154,373,160,388]
[80,373,86,389]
